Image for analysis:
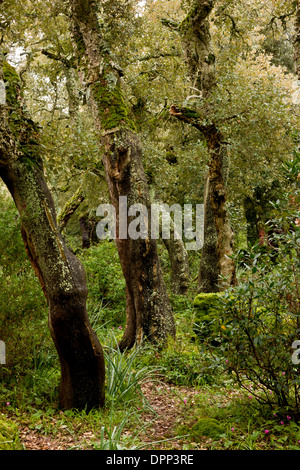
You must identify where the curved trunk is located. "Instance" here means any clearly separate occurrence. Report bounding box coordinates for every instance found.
[0,58,105,410]
[69,0,175,350]
[101,129,175,351]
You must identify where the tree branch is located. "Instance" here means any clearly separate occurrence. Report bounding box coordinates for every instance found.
[132,50,181,63]
[41,49,75,69]
[169,104,208,132]
[268,2,297,31]
[161,17,180,31]
[57,185,85,232]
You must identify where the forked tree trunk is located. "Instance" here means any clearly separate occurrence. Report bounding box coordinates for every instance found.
[0,58,105,410]
[69,0,175,350]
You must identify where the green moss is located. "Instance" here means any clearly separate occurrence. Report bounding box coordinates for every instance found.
[193,292,222,313]
[0,416,22,450]
[190,418,225,440]
[91,72,136,131]
[2,60,21,106]
[179,2,206,32]
[193,293,223,341]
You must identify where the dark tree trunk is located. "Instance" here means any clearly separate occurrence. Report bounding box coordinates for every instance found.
[68,0,175,350]
[79,211,97,249]
[0,58,105,410]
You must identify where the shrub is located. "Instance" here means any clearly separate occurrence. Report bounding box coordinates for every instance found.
[79,241,126,327]
[193,293,223,344]
[104,332,160,405]
[202,227,300,420]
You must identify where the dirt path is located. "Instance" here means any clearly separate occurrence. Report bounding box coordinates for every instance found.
[17,381,198,450]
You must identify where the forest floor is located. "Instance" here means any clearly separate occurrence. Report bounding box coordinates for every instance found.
[7,374,300,451]
[16,381,206,450]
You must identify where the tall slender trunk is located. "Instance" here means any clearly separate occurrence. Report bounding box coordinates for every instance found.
[203,123,235,287]
[68,0,175,350]
[170,0,236,289]
[0,57,105,410]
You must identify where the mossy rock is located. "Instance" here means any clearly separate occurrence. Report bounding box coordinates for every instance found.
[193,292,223,313]
[190,418,225,440]
[193,293,223,340]
[0,416,22,450]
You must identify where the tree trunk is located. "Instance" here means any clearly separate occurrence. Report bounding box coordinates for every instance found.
[169,0,236,289]
[79,211,97,248]
[204,124,235,288]
[68,0,175,350]
[0,57,105,410]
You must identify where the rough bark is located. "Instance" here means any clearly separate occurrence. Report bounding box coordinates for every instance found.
[68,0,175,350]
[169,0,236,290]
[0,57,105,410]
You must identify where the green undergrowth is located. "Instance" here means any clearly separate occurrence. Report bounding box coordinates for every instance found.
[0,415,22,450]
[174,383,300,450]
[0,198,299,449]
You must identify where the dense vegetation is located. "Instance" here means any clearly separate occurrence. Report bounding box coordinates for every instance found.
[0,0,300,451]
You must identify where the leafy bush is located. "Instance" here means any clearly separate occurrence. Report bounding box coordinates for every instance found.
[201,223,300,419]
[79,241,126,327]
[0,192,48,374]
